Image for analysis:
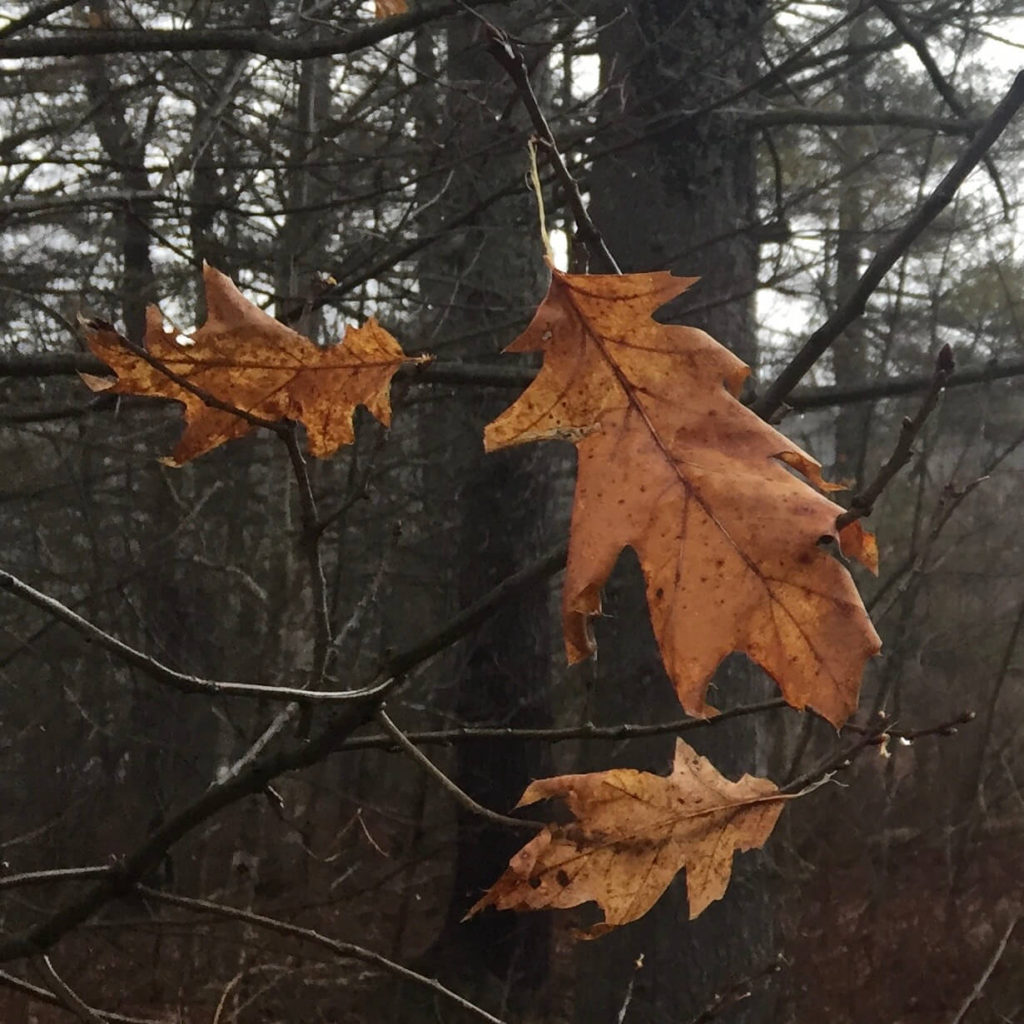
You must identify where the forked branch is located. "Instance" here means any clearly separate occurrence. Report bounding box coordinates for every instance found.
[836,344,954,529]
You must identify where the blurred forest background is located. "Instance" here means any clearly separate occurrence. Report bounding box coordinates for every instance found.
[0,1,1023,1022]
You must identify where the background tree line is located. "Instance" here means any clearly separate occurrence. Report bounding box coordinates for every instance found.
[0,1,1023,1021]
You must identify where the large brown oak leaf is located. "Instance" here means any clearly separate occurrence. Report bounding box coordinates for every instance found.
[84,264,420,465]
[485,268,880,727]
[466,738,787,936]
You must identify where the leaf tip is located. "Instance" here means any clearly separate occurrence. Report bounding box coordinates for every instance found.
[78,371,115,393]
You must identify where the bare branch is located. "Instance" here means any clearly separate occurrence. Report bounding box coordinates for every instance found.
[0,866,110,892]
[685,955,786,1024]
[376,542,566,687]
[341,698,791,751]
[34,957,106,1024]
[377,707,542,830]
[836,344,954,528]
[872,0,1010,213]
[281,425,332,690]
[743,106,982,134]
[949,917,1020,1024]
[786,357,1024,409]
[0,1,508,59]
[0,968,156,1024]
[0,1,81,40]
[0,569,383,705]
[782,710,974,795]
[753,70,1024,421]
[484,23,620,273]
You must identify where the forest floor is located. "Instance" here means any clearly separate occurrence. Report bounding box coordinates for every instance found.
[4,829,1024,1023]
[783,830,1024,1023]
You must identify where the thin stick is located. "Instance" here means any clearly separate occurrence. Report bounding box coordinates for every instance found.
[340,701,969,752]
[0,0,80,40]
[616,954,644,1024]
[0,569,375,705]
[134,886,510,1024]
[872,0,1009,216]
[376,541,566,686]
[342,698,790,751]
[685,955,786,1024]
[485,24,620,273]
[0,969,155,1024]
[753,70,1024,421]
[836,344,954,528]
[0,866,110,892]
[281,425,332,689]
[34,956,106,1024]
[0,0,493,58]
[377,707,541,831]
[949,917,1019,1024]
[782,710,973,794]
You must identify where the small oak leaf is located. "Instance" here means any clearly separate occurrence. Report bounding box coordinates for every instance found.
[466,738,788,936]
[83,264,423,465]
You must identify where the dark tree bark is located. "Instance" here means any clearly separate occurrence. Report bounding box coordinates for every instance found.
[393,14,556,1019]
[574,3,776,1021]
[832,8,873,483]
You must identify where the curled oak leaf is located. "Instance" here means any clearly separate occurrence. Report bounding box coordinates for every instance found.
[466,738,787,936]
[485,267,881,727]
[83,264,423,465]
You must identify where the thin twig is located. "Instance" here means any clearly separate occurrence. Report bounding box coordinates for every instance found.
[0,866,110,892]
[483,23,620,272]
[836,344,954,528]
[782,710,973,794]
[0,968,155,1024]
[339,698,790,751]
[281,425,332,689]
[616,953,644,1024]
[0,0,80,40]
[375,541,567,687]
[0,0,506,58]
[34,956,106,1024]
[949,916,1020,1024]
[134,886,510,1024]
[685,955,786,1024]
[0,569,376,705]
[842,709,975,742]
[753,70,1024,421]
[870,415,1024,620]
[377,707,542,831]
[872,0,1010,216]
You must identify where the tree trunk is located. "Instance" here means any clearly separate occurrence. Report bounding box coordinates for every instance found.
[393,13,557,1020]
[576,3,775,1021]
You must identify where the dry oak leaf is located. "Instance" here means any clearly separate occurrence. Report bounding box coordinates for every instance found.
[375,0,408,17]
[84,264,421,465]
[485,268,881,727]
[467,738,787,936]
